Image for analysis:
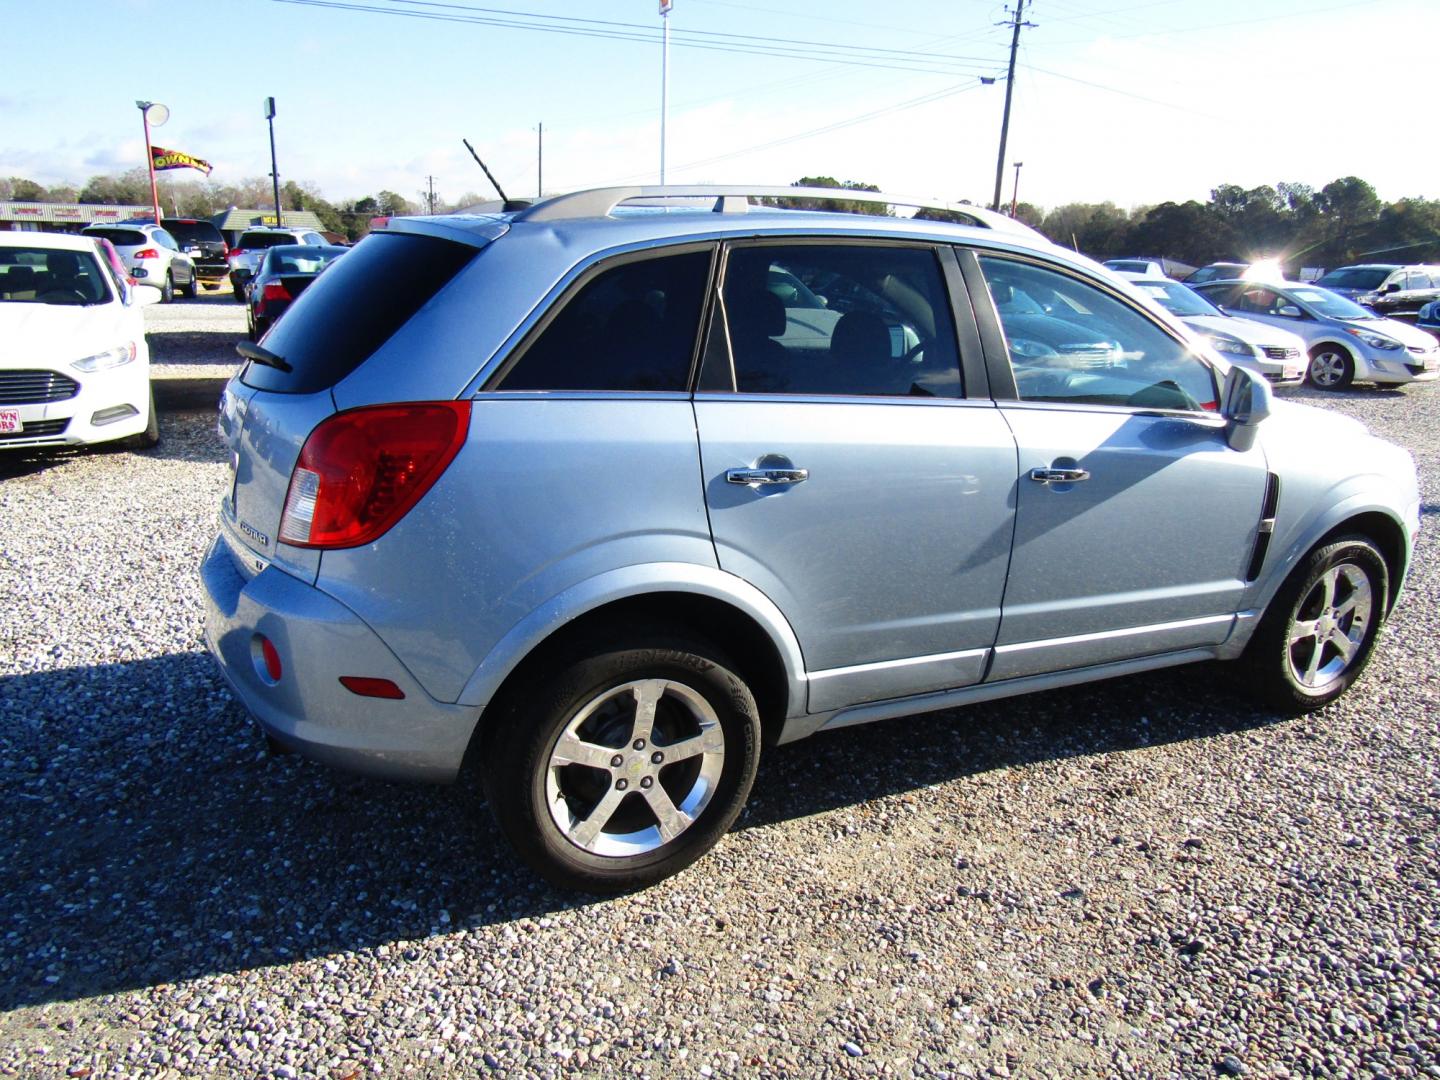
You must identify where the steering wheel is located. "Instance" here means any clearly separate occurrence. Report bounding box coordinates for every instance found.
[898,336,931,364]
[39,288,87,304]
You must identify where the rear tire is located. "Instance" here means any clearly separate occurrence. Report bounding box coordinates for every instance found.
[483,629,761,893]
[1307,344,1354,390]
[1238,536,1387,712]
[178,268,197,299]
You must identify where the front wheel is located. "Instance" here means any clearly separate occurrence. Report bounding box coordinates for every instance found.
[1239,536,1388,712]
[484,630,761,893]
[1307,344,1354,390]
[160,271,175,303]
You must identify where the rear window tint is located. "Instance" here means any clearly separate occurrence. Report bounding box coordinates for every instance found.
[238,232,302,250]
[240,232,476,394]
[84,228,145,247]
[163,220,224,244]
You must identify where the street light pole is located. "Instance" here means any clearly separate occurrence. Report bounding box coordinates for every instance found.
[660,0,671,183]
[135,101,165,225]
[1010,161,1024,218]
[264,97,282,228]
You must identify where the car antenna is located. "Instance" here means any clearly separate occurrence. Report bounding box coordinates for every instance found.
[462,138,531,212]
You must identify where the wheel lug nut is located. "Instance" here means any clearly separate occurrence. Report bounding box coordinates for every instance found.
[640,777,653,789]
[610,754,624,768]
[616,778,628,791]
[651,751,664,764]
[633,738,646,750]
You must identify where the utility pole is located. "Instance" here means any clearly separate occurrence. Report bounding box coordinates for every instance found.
[660,0,672,183]
[537,122,543,198]
[424,175,436,214]
[991,0,1032,212]
[1010,161,1024,218]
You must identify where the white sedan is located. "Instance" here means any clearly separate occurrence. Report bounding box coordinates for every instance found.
[0,232,162,450]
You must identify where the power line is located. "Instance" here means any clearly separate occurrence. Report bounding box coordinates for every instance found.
[268,0,1006,75]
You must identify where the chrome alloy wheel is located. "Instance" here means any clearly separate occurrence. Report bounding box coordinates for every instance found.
[1308,348,1350,388]
[544,679,726,857]
[1287,562,1373,692]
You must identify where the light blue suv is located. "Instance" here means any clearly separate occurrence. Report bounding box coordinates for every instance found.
[202,186,1420,891]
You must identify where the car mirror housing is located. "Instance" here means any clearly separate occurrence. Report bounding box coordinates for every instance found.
[1221,364,1272,452]
[1277,304,1303,318]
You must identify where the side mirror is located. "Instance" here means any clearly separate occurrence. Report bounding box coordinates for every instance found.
[1221,365,1272,452]
[1383,282,1401,294]
[1276,304,1302,318]
[133,284,164,307]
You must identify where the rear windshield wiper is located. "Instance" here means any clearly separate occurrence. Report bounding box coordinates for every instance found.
[236,340,293,372]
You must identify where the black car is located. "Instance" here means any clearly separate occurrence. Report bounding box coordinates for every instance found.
[246,244,347,339]
[161,218,229,288]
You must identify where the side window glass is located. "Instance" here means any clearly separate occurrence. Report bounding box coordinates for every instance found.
[499,250,711,392]
[979,255,1217,411]
[714,244,961,398]
[154,230,177,251]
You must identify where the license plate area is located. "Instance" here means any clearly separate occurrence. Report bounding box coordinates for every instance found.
[0,408,20,433]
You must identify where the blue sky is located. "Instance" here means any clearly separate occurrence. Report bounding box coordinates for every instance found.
[4,0,1433,210]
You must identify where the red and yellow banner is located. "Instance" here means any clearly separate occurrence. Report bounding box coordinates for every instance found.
[151,145,213,176]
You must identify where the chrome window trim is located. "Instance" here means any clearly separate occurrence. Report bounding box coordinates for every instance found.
[997,398,1229,425]
[692,391,999,408]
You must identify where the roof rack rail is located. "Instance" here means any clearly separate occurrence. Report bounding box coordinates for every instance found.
[516,185,1038,235]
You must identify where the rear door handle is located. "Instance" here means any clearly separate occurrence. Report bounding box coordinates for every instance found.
[726,466,809,486]
[1029,466,1090,484]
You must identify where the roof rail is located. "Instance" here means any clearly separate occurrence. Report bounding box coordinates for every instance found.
[516,185,1040,236]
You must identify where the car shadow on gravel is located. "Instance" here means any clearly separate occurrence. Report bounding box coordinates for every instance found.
[0,653,1282,1011]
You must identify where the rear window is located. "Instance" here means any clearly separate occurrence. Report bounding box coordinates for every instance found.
[238,231,302,250]
[241,232,476,394]
[84,228,145,247]
[163,220,224,244]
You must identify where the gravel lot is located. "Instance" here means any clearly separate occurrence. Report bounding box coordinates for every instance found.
[1,386,1437,1078]
[145,292,247,381]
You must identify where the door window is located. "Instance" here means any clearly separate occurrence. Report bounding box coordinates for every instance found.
[707,244,962,398]
[498,249,711,392]
[980,255,1217,411]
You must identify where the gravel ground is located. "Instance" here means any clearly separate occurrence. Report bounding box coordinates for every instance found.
[0,388,1437,1079]
[144,292,246,381]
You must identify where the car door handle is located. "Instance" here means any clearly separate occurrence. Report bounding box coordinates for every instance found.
[1029,466,1090,484]
[726,467,809,486]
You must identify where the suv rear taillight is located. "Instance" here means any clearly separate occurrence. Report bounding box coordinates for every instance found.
[228,248,245,263]
[278,402,470,549]
[134,247,159,260]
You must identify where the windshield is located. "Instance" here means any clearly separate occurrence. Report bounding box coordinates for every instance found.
[1291,287,1374,319]
[0,247,112,305]
[1131,280,1220,317]
[1316,267,1392,291]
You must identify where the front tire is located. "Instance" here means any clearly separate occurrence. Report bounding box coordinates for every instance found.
[1307,344,1355,390]
[121,389,161,450]
[484,630,761,893]
[1239,536,1388,712]
[160,270,175,303]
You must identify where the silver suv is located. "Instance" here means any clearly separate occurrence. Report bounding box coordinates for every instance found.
[202,186,1420,892]
[81,223,196,302]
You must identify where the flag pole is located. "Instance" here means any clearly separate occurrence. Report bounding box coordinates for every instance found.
[137,101,162,225]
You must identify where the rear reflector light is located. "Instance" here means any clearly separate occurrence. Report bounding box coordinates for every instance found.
[134,248,159,260]
[258,636,282,681]
[339,676,406,699]
[278,402,471,549]
[262,281,292,303]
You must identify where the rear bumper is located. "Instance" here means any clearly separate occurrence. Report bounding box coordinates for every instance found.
[0,360,150,450]
[199,532,480,782]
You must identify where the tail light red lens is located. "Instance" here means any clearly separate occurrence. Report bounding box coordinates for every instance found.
[262,282,292,304]
[228,248,245,263]
[134,247,159,260]
[278,402,471,549]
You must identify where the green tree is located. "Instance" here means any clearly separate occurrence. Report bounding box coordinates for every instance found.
[763,176,893,216]
[5,177,47,201]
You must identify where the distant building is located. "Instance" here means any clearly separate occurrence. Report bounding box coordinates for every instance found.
[0,200,152,232]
